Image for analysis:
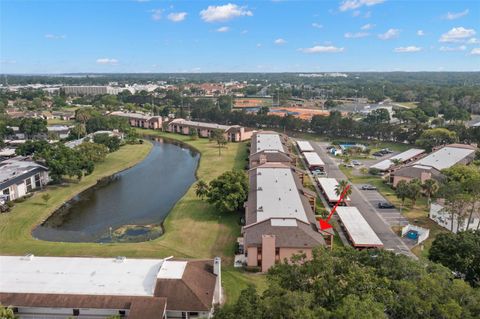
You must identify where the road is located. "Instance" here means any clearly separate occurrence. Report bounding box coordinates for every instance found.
[310,141,416,258]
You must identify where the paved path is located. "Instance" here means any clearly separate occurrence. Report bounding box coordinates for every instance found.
[310,141,417,259]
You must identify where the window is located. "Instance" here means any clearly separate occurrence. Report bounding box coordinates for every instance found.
[72,309,80,316]
[26,178,32,192]
[35,174,41,188]
[119,310,126,317]
[3,188,10,201]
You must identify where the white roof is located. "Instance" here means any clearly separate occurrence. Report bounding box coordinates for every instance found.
[415,146,475,170]
[336,207,383,247]
[157,260,187,279]
[256,167,309,223]
[0,256,183,297]
[371,148,425,171]
[317,177,351,202]
[255,133,284,153]
[171,119,231,131]
[0,148,16,157]
[297,140,314,152]
[303,151,324,167]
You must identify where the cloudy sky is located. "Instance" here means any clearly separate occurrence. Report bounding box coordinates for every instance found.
[1,0,479,73]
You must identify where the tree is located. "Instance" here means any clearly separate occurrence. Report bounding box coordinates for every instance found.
[195,180,209,200]
[395,180,409,208]
[211,129,227,156]
[41,193,51,205]
[415,128,458,152]
[422,179,439,210]
[334,180,352,203]
[69,123,87,140]
[19,117,47,139]
[93,134,121,152]
[429,230,480,287]
[406,179,422,207]
[0,304,17,319]
[75,142,108,162]
[206,170,248,213]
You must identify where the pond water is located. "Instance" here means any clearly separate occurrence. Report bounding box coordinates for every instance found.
[32,137,199,243]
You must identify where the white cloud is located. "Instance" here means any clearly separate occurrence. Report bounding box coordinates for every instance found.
[168,12,187,22]
[96,58,119,65]
[378,28,400,40]
[439,45,467,52]
[394,46,422,53]
[200,3,252,22]
[417,30,425,36]
[467,38,480,44]
[299,45,344,53]
[241,30,248,34]
[444,9,469,20]
[339,0,385,12]
[312,23,323,29]
[344,31,369,38]
[470,48,480,55]
[274,38,287,45]
[256,43,262,48]
[361,23,374,30]
[45,34,66,40]
[216,26,230,32]
[150,9,162,21]
[439,27,476,43]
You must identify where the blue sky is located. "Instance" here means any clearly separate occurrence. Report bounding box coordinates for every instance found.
[1,0,479,73]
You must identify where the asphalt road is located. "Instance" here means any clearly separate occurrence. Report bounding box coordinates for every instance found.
[310,141,416,258]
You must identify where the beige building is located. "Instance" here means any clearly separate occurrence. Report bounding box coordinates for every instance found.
[110,111,164,130]
[243,163,330,272]
[167,119,253,142]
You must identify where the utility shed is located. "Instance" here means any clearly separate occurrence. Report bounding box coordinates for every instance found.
[336,207,383,248]
[297,141,314,152]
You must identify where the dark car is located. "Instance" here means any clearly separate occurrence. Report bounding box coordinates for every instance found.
[373,152,383,157]
[378,202,395,209]
[361,184,377,190]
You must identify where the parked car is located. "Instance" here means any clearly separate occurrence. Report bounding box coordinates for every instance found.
[373,152,383,157]
[378,202,395,209]
[361,184,377,190]
[344,163,355,168]
[351,160,362,166]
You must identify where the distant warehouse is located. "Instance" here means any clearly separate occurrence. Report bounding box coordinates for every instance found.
[336,206,383,249]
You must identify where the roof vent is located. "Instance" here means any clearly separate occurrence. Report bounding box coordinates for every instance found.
[21,254,34,261]
[279,197,281,201]
[115,256,126,263]
[258,187,263,191]
[258,206,263,212]
[258,172,262,175]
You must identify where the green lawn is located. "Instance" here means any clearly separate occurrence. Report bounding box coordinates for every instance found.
[0,130,265,304]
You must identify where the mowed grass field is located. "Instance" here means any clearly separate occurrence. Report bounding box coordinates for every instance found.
[0,130,260,304]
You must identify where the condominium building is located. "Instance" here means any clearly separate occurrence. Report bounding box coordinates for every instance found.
[110,111,164,130]
[167,119,253,142]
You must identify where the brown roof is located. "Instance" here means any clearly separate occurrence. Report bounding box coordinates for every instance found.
[393,165,442,179]
[0,293,166,319]
[154,260,217,312]
[243,219,326,248]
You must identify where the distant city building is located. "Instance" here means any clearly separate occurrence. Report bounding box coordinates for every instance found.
[0,255,222,319]
[0,157,49,201]
[63,86,109,95]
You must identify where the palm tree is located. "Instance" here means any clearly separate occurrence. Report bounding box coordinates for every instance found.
[334,180,352,203]
[195,180,210,200]
[422,179,439,210]
[0,305,17,319]
[395,180,409,209]
[391,158,402,167]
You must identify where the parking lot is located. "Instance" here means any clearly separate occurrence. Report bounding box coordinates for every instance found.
[308,141,416,258]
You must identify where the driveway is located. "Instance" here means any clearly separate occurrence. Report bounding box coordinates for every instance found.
[310,141,416,258]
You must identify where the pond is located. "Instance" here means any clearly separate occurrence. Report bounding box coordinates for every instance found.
[32,137,200,243]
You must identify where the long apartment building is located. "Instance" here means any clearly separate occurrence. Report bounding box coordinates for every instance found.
[243,132,330,272]
[0,255,222,319]
[249,131,295,168]
[109,111,164,130]
[167,119,253,142]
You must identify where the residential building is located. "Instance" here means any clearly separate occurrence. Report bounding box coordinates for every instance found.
[370,148,425,172]
[0,157,49,201]
[430,200,480,233]
[167,119,253,142]
[243,163,329,272]
[110,111,164,130]
[249,132,294,168]
[47,125,71,139]
[391,144,476,187]
[0,255,222,319]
